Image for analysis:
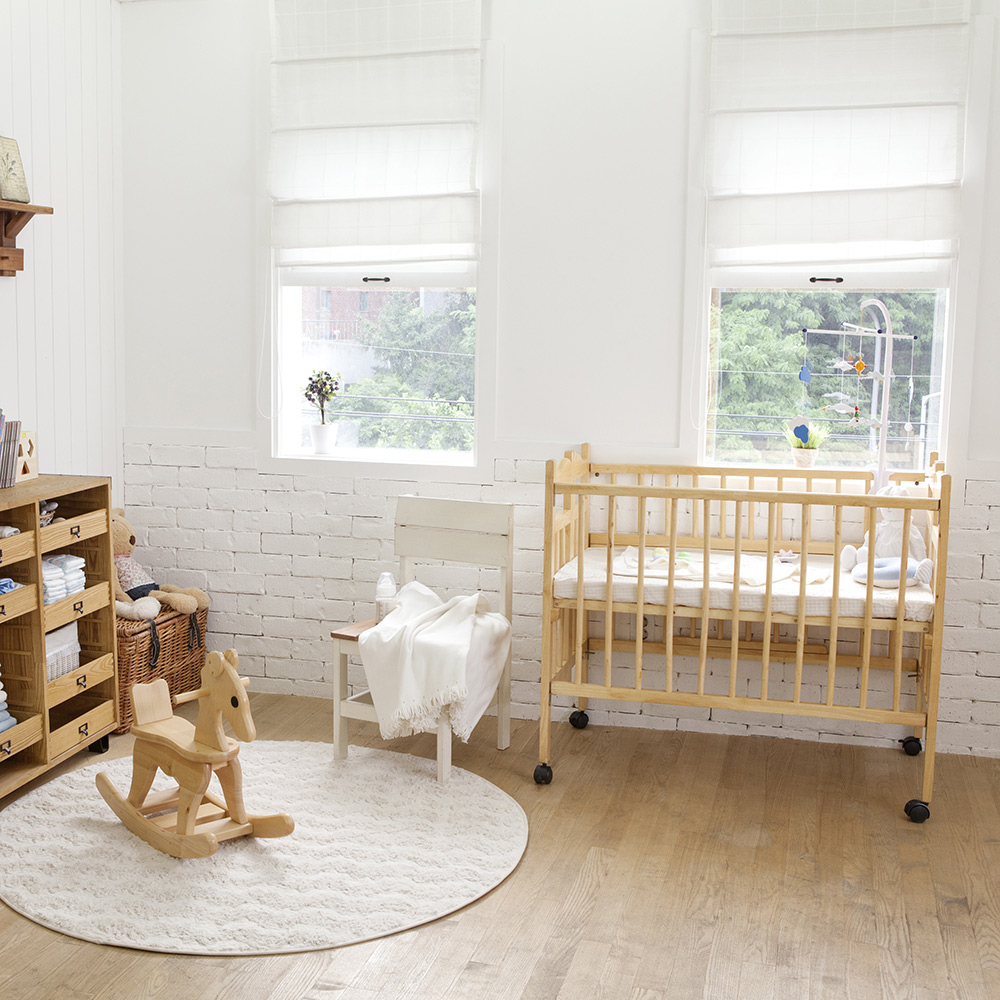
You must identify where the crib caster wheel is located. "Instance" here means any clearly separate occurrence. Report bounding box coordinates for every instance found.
[900,736,922,756]
[569,710,589,730]
[904,799,930,823]
[533,763,553,785]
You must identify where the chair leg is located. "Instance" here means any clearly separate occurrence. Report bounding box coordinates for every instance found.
[436,708,452,783]
[497,657,511,751]
[332,638,350,760]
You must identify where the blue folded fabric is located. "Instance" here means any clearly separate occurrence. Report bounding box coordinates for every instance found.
[0,715,17,734]
[0,700,8,712]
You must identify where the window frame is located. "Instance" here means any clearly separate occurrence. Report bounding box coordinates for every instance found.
[272,260,480,467]
[700,263,957,471]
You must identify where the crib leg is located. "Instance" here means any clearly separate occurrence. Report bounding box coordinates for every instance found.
[332,638,350,761]
[436,708,452,783]
[497,657,511,751]
[535,657,553,785]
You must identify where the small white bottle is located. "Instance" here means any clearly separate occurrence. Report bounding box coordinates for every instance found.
[375,571,397,622]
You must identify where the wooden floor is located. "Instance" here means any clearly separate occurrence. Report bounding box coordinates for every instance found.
[1,694,999,1000]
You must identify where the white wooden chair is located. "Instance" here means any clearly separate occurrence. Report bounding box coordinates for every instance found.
[330,496,514,782]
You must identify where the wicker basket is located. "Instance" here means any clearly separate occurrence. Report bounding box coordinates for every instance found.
[115,607,208,733]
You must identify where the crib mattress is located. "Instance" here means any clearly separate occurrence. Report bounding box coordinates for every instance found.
[552,548,936,622]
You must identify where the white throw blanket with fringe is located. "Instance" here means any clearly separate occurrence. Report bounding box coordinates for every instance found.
[358,581,511,742]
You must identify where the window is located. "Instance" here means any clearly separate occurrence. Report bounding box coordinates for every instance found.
[698,1,974,471]
[705,282,947,470]
[268,0,484,464]
[275,262,476,460]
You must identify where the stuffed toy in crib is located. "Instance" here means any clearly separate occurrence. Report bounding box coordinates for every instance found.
[840,485,934,588]
[111,509,210,618]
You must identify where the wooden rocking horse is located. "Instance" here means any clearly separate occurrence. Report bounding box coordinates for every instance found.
[96,649,294,859]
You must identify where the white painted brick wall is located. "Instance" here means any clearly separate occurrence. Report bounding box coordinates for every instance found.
[122,442,1000,759]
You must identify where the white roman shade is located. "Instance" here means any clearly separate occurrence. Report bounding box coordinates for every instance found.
[707,0,972,268]
[269,0,482,265]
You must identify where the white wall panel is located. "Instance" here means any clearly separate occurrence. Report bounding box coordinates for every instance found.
[0,0,121,483]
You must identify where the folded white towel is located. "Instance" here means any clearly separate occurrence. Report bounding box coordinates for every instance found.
[49,554,85,571]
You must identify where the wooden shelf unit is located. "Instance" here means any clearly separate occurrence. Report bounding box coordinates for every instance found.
[0,475,118,797]
[0,199,53,276]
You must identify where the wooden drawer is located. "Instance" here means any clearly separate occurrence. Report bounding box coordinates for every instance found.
[48,697,115,759]
[0,530,36,569]
[0,583,37,624]
[0,712,43,764]
[47,651,115,709]
[39,509,108,553]
[44,581,110,631]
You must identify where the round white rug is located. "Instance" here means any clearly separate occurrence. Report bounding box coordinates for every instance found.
[0,742,528,955]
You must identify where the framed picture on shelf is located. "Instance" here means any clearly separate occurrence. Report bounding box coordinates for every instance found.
[0,136,30,203]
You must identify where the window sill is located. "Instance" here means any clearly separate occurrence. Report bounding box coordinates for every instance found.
[278,445,474,468]
[259,443,490,483]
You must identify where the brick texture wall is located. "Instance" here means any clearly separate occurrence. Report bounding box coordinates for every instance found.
[121,442,1000,758]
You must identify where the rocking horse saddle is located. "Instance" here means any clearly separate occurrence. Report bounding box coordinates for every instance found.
[130,678,239,764]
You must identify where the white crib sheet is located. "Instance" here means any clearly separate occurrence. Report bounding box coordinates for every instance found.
[552,548,935,622]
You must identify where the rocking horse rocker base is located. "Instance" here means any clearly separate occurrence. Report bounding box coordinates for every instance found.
[97,650,293,859]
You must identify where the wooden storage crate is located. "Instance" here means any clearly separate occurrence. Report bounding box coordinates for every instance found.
[114,607,207,733]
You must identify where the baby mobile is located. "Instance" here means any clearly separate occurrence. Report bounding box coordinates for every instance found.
[801,298,917,491]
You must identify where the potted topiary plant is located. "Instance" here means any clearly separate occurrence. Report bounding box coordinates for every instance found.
[784,419,829,468]
[304,370,341,454]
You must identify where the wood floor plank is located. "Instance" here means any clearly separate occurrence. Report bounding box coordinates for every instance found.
[0,696,999,1000]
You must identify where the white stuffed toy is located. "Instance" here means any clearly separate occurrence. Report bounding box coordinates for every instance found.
[840,484,934,588]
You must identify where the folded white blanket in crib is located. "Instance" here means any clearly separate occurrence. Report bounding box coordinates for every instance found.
[359,580,511,743]
[613,547,831,587]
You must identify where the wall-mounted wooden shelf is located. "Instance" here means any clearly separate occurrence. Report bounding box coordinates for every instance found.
[0,199,53,276]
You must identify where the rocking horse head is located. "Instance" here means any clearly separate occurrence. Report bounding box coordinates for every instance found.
[192,649,257,751]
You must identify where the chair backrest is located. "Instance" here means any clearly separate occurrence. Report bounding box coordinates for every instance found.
[393,496,514,621]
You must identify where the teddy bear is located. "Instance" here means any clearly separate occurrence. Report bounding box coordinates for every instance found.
[840,484,934,588]
[111,509,210,618]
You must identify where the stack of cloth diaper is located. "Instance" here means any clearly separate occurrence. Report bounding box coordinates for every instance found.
[41,553,87,605]
[0,673,16,735]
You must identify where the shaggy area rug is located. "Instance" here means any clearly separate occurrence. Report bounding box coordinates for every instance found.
[0,742,528,955]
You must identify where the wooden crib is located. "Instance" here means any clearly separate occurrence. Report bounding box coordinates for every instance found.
[536,445,951,823]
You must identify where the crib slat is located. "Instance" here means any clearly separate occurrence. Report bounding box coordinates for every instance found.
[636,491,647,692]
[793,503,811,704]
[761,503,776,701]
[666,497,678,693]
[776,476,784,550]
[826,506,843,707]
[698,497,711,696]
[860,507,877,710]
[729,501,743,699]
[719,477,727,540]
[605,482,616,689]
[893,508,912,712]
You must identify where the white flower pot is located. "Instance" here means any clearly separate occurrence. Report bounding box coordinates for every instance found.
[310,422,338,455]
[791,447,817,468]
